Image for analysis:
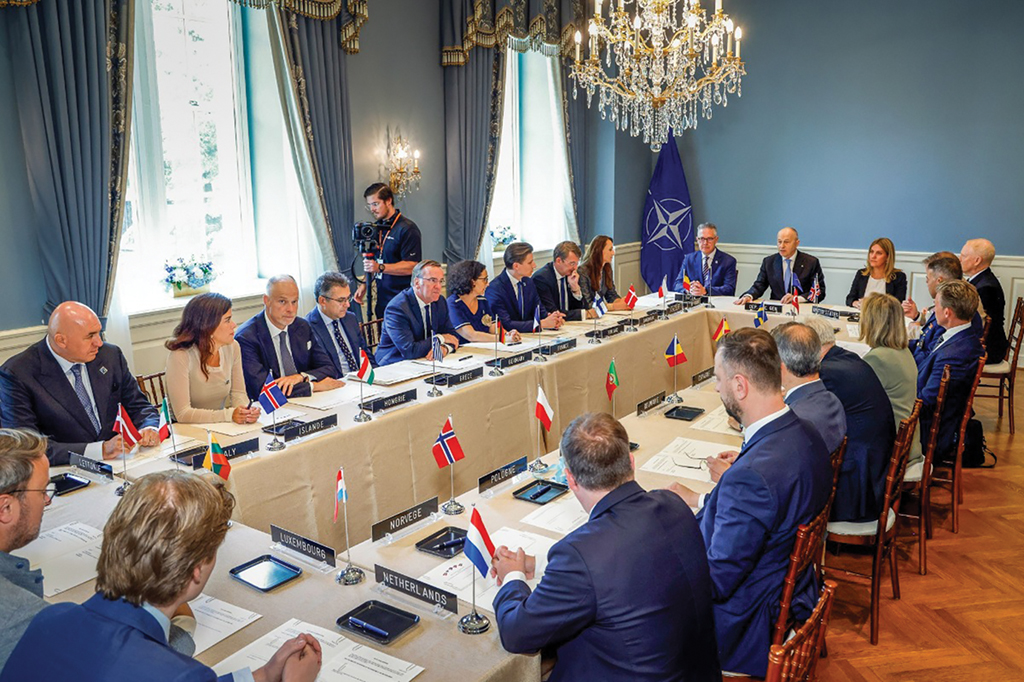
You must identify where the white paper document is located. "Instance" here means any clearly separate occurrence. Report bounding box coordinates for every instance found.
[418,527,556,614]
[214,618,422,682]
[347,361,436,386]
[410,354,487,372]
[257,407,305,426]
[160,435,200,454]
[639,437,729,484]
[520,493,589,536]
[836,340,870,358]
[462,339,540,353]
[189,594,262,655]
[290,383,383,410]
[18,522,104,597]
[847,323,861,338]
[192,420,261,437]
[689,404,743,436]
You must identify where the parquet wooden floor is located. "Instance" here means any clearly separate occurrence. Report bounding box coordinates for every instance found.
[819,381,1023,681]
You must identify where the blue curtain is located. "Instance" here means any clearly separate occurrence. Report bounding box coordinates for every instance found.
[6,0,134,319]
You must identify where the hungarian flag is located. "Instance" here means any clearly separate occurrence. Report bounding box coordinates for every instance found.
[665,335,687,367]
[357,349,375,385]
[658,275,668,299]
[259,373,288,413]
[712,318,731,341]
[624,285,638,310]
[333,467,348,523]
[203,434,231,481]
[606,359,620,400]
[535,385,554,432]
[496,319,506,344]
[680,272,691,293]
[158,398,172,441]
[114,404,141,450]
[431,416,466,468]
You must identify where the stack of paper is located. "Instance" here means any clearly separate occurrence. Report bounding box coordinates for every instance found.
[689,405,742,436]
[290,383,383,411]
[17,522,103,597]
[189,594,262,655]
[346,361,436,386]
[639,437,728,484]
[520,493,589,536]
[461,339,540,353]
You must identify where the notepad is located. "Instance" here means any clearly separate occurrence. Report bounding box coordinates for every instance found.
[17,522,104,597]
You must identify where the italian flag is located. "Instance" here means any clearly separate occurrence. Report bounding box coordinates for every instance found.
[358,349,375,386]
[606,359,620,401]
[203,433,231,481]
[535,385,554,432]
[158,398,172,441]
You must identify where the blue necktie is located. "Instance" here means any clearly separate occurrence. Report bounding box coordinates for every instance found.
[70,364,101,435]
[331,319,356,373]
[783,258,793,293]
[516,281,525,317]
[424,304,433,339]
[703,256,711,288]
[559,277,568,311]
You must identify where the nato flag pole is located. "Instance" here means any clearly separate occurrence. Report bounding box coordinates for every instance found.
[640,128,694,294]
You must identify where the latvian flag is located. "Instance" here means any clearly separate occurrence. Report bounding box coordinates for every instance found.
[624,285,638,310]
[259,372,288,413]
[465,507,496,578]
[431,416,466,469]
[114,404,141,450]
[535,385,554,432]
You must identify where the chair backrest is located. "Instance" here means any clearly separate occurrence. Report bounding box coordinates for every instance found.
[828,437,847,493]
[979,315,992,350]
[360,318,384,351]
[920,366,952,486]
[951,353,988,479]
[765,581,838,682]
[135,372,167,407]
[876,399,923,537]
[1004,296,1024,371]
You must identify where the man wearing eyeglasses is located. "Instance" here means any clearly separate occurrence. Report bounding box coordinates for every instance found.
[673,223,737,297]
[306,271,375,379]
[376,261,461,366]
[353,183,423,320]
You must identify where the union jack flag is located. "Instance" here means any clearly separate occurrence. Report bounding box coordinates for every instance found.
[809,274,822,303]
[431,416,465,469]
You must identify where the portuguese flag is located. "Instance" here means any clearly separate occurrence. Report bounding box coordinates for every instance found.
[203,433,231,481]
[606,359,620,401]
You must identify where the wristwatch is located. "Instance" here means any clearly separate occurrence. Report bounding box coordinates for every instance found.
[378,262,386,274]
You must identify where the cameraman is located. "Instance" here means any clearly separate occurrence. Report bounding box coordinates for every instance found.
[353,183,422,320]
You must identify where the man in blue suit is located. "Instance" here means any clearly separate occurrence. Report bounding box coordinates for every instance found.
[904,253,964,358]
[772,322,847,454]
[1,471,322,682]
[491,412,720,682]
[485,242,565,333]
[736,227,826,304]
[236,275,341,401]
[670,328,832,677]
[0,302,159,466]
[533,241,596,322]
[375,260,461,366]
[306,271,374,378]
[673,223,737,296]
[916,280,985,462]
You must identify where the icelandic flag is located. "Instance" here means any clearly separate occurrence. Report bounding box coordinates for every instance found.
[114,404,141,450]
[465,507,496,578]
[333,468,348,523]
[259,373,288,413]
[533,305,542,332]
[593,294,607,318]
[431,416,466,468]
[640,128,694,292]
[536,385,554,432]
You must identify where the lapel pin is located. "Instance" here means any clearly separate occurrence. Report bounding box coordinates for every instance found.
[99,366,108,375]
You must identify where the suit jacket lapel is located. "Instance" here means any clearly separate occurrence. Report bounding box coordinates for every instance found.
[405,290,425,340]
[87,354,113,427]
[255,315,282,378]
[36,344,99,435]
[310,314,342,376]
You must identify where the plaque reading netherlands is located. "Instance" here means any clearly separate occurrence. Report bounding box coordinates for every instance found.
[375,564,458,614]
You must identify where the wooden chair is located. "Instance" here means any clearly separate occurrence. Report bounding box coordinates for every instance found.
[901,372,950,575]
[931,353,987,534]
[979,315,992,350]
[135,372,167,407]
[360,318,384,352]
[976,296,1023,434]
[764,581,839,682]
[825,402,920,644]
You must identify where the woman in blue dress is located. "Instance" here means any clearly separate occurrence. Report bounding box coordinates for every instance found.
[447,260,522,344]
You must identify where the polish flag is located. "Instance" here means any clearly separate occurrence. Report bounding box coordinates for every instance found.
[535,386,554,432]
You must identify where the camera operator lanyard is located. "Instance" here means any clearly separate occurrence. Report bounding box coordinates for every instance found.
[376,211,402,279]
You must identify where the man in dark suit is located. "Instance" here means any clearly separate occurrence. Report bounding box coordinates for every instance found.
[670,328,832,677]
[236,275,341,401]
[306,271,374,378]
[905,253,962,358]
[375,260,461,366]
[917,280,985,461]
[485,242,565,333]
[736,227,826,304]
[961,239,1008,363]
[1,471,321,682]
[801,316,895,523]
[0,302,159,466]
[533,241,595,322]
[772,322,847,454]
[673,222,738,296]
[492,412,720,682]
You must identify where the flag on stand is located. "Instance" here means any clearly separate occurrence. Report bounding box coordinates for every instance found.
[203,434,231,481]
[640,128,694,291]
[809,274,822,304]
[535,386,554,432]
[465,507,495,578]
[680,272,691,293]
[753,303,768,328]
[593,294,607,318]
[791,277,803,313]
[333,468,348,523]
[114,404,141,450]
[496,319,506,344]
[624,285,639,310]
[431,416,466,468]
[158,398,172,441]
[665,335,687,367]
[712,318,731,341]
[606,359,620,400]
[357,349,375,385]
[658,275,669,299]
[432,334,444,362]
[533,305,542,332]
[259,373,288,413]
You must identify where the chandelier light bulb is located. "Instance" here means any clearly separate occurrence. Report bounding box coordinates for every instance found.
[734,26,742,41]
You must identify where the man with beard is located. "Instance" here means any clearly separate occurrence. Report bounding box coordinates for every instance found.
[667,328,832,677]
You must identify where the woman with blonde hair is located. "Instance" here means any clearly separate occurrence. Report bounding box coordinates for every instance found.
[846,237,908,307]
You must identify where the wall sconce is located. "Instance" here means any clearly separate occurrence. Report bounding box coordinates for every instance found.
[385,135,421,200]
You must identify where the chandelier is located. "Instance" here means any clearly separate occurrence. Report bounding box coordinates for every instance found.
[570,0,746,151]
[385,135,422,200]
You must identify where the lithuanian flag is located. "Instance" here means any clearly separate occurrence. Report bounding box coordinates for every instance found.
[203,433,231,481]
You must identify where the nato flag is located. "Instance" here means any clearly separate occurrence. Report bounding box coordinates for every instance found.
[640,129,694,291]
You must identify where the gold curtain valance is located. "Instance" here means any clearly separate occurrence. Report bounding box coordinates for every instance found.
[229,0,368,52]
[442,0,583,67]
[0,0,43,6]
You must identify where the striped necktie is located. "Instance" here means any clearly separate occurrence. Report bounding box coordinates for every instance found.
[70,364,101,435]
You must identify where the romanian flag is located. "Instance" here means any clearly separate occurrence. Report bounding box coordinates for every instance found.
[357,349,374,386]
[158,398,172,441]
[624,285,638,310]
[114,404,141,450]
[665,334,687,367]
[203,434,231,481]
[606,359,620,400]
[712,318,731,341]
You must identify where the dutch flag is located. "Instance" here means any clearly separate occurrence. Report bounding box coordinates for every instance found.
[465,507,496,578]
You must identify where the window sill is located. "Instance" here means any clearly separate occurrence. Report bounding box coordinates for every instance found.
[126,278,269,324]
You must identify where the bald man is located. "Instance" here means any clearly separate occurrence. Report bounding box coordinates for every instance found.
[0,303,159,466]
[235,275,341,401]
[960,239,1007,363]
[736,227,827,304]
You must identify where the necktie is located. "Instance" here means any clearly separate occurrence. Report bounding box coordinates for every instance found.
[702,256,711,288]
[331,319,356,373]
[559,276,568,311]
[278,330,298,376]
[424,304,433,339]
[783,258,793,293]
[70,364,101,435]
[516,281,525,317]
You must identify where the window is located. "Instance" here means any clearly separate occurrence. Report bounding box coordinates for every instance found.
[486,47,577,255]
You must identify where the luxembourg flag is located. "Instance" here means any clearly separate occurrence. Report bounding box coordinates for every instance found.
[333,467,348,523]
[535,385,554,432]
[465,507,496,578]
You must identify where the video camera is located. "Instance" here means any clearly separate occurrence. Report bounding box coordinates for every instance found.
[352,220,386,260]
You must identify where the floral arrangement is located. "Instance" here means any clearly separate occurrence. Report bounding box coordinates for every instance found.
[490,224,517,250]
[163,256,215,291]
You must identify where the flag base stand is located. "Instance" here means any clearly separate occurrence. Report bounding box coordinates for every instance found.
[336,563,365,586]
[441,498,465,515]
[528,458,549,473]
[426,386,443,398]
[488,366,505,377]
[115,481,131,497]
[353,410,372,423]
[624,325,639,333]
[266,436,286,451]
[533,350,548,362]
[664,393,684,404]
[458,610,490,635]
[588,336,602,344]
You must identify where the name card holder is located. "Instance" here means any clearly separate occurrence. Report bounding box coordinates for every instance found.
[691,366,715,387]
[586,324,623,340]
[360,389,418,415]
[485,350,533,370]
[479,456,529,498]
[68,453,114,484]
[427,366,484,388]
[637,311,659,327]
[812,305,840,320]
[277,414,339,443]
[636,392,667,418]
[372,497,441,544]
[269,524,336,573]
[538,338,577,356]
[223,437,260,460]
[374,565,458,618]
[666,302,684,315]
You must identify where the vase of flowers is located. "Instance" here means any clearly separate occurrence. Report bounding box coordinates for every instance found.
[164,257,215,298]
[490,225,516,251]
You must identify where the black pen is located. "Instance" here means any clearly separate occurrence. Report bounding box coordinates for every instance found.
[246,399,253,409]
[348,617,389,639]
[529,485,552,500]
[458,355,474,362]
[434,537,466,550]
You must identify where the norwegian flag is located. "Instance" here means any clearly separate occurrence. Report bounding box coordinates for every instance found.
[114,404,141,450]
[431,416,466,469]
[259,372,288,413]
[624,285,639,310]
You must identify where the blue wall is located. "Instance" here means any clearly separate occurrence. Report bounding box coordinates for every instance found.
[677,0,1024,256]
